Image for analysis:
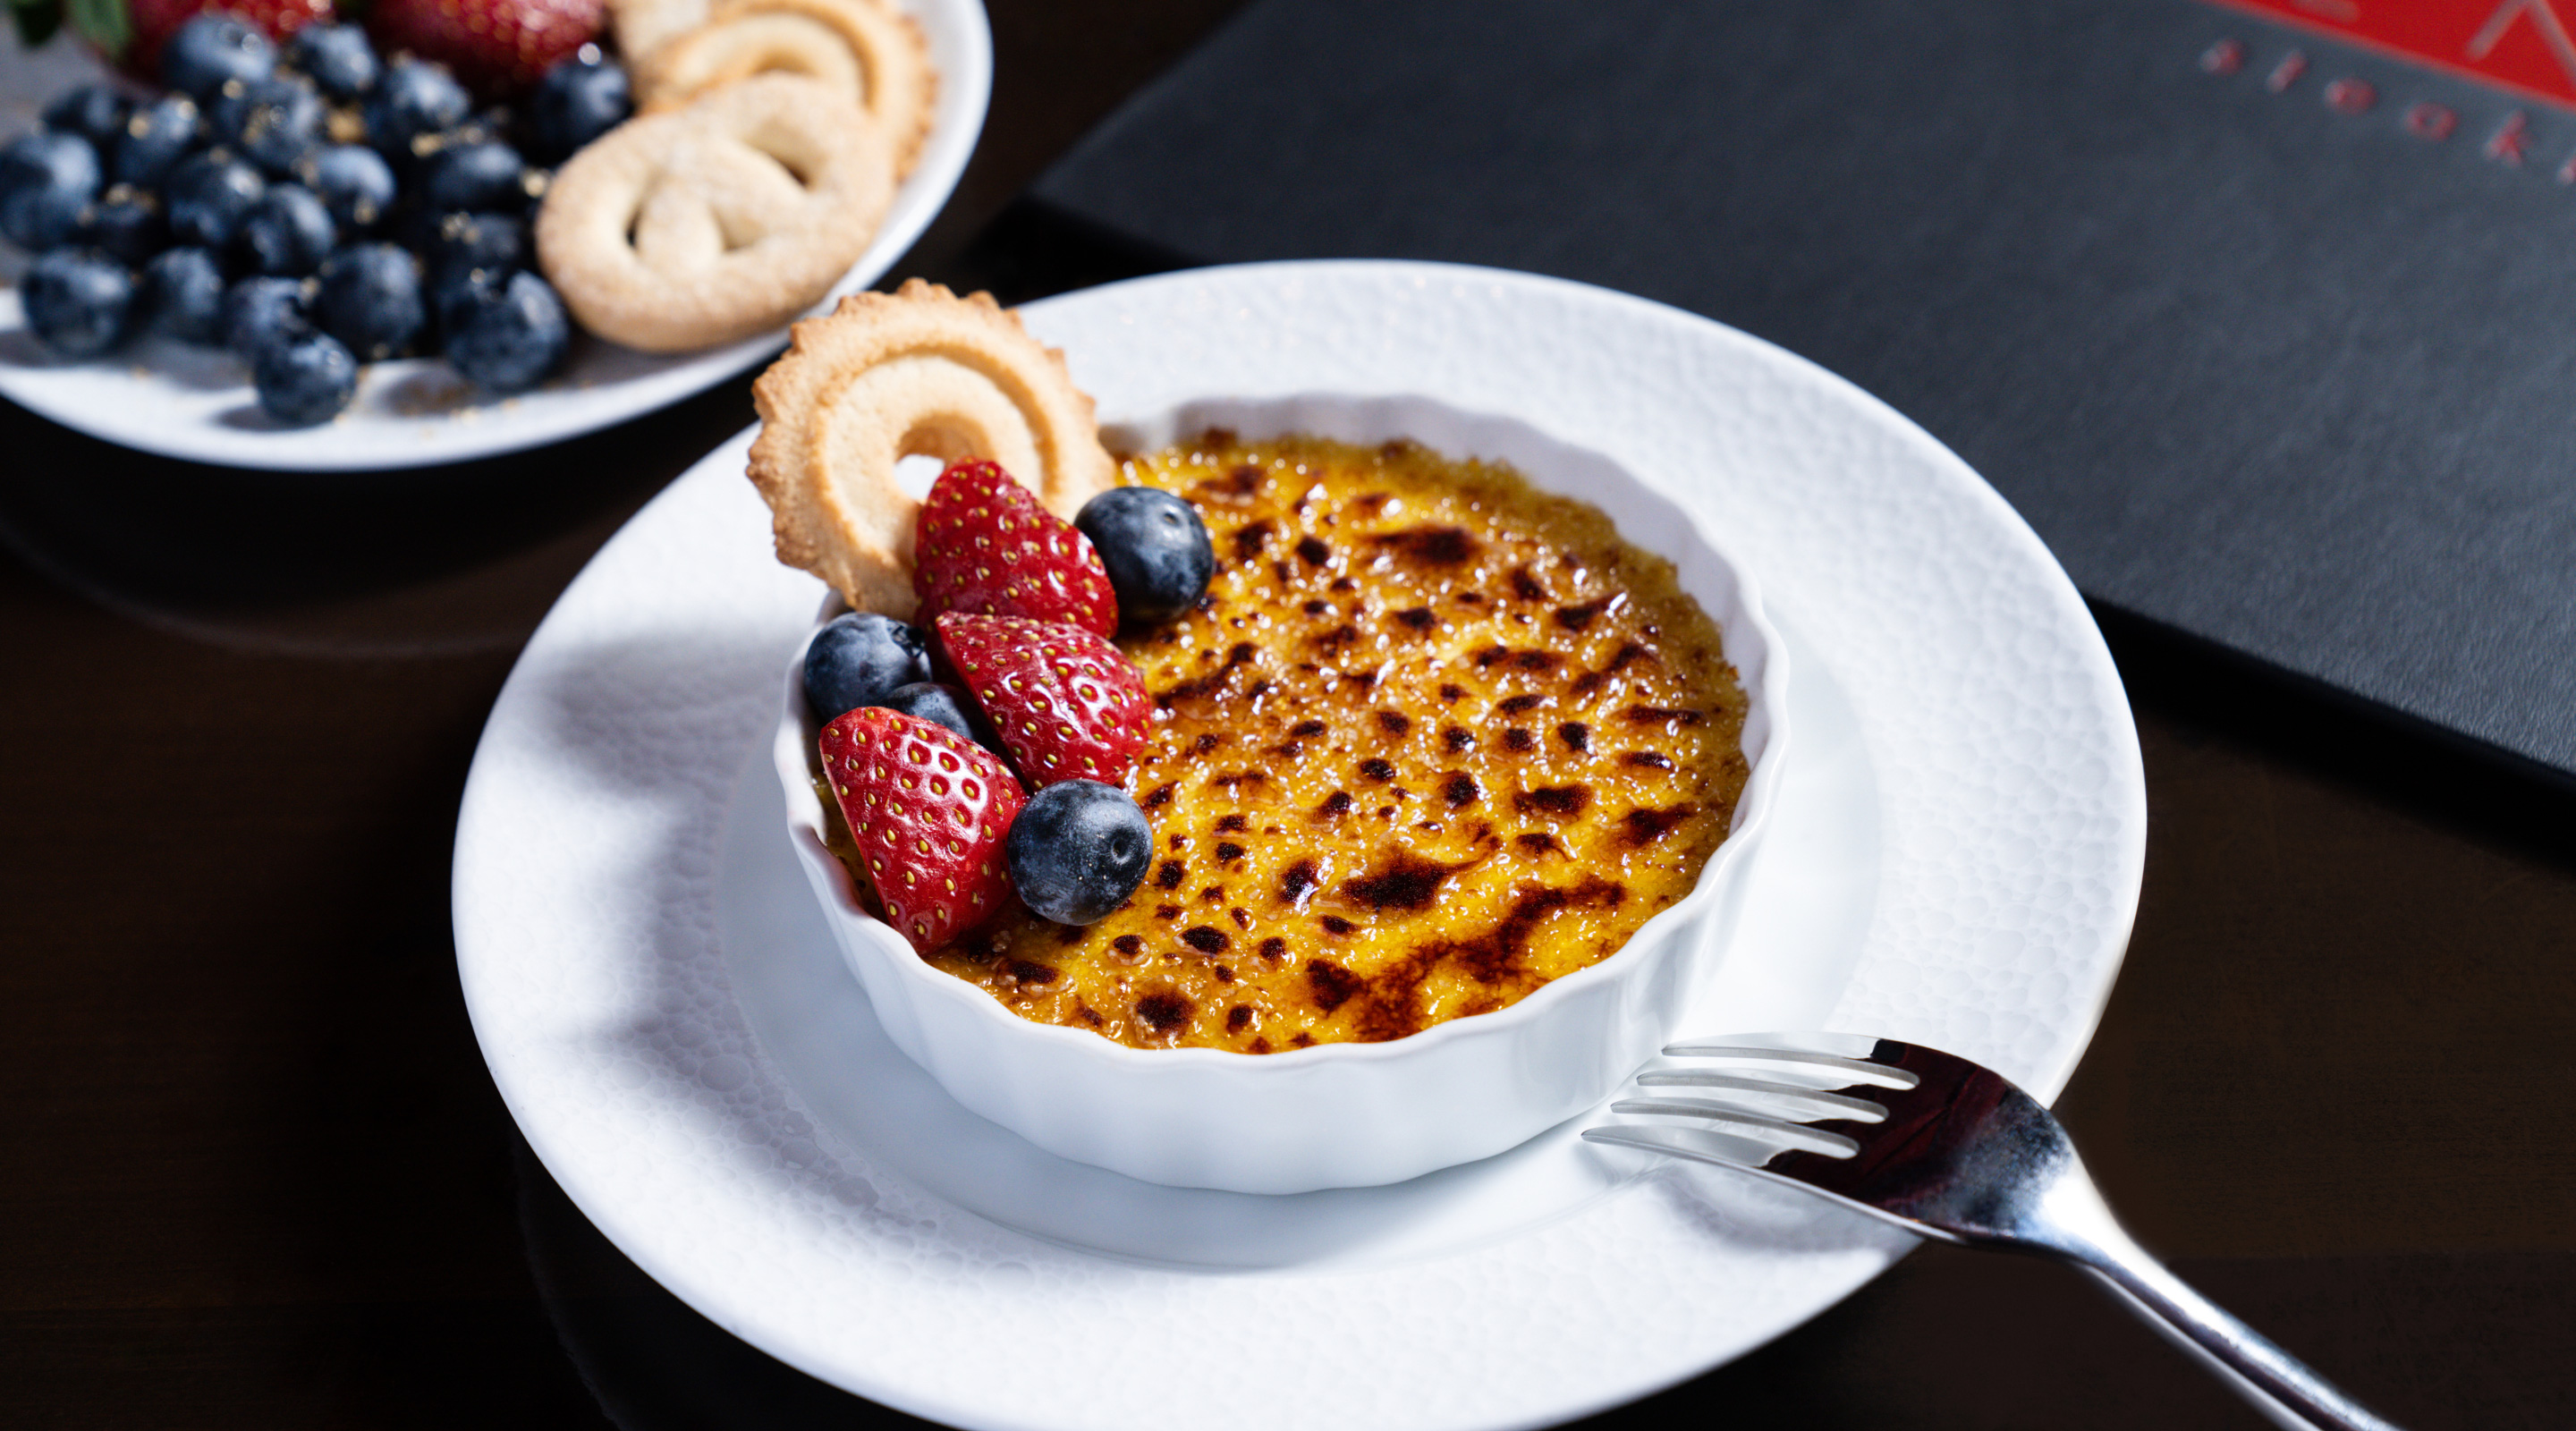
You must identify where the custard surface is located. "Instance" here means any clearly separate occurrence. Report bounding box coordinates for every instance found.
[836,435,1750,1052]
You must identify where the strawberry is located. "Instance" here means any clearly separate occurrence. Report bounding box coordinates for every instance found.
[936,612,1154,788]
[367,0,602,98]
[819,707,1025,953]
[912,459,1119,638]
[63,0,335,82]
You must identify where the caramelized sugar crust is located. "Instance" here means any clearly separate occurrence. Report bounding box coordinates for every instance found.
[844,435,1750,1052]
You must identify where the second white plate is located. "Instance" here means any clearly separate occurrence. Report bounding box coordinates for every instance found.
[0,4,987,471]
[456,260,2146,1430]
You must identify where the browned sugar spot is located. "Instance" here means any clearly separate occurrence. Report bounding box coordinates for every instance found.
[1605,642,1652,674]
[1515,832,1561,855]
[1233,521,1273,560]
[1301,598,1331,614]
[1136,992,1193,1032]
[1227,1003,1253,1030]
[1438,683,1466,702]
[1258,936,1288,961]
[1504,728,1537,751]
[1623,704,1704,726]
[1216,813,1249,833]
[1514,650,1562,673]
[1555,600,1608,631]
[1370,525,1479,565]
[1307,958,1362,1012]
[1497,694,1543,714]
[1111,935,1144,956]
[1560,722,1589,751]
[1156,859,1185,890]
[1623,803,1700,845]
[1316,790,1353,817]
[1155,904,1182,919]
[1290,717,1328,737]
[1291,1033,1314,1048]
[1394,606,1435,631]
[1474,644,1509,669]
[1510,566,1547,601]
[1443,772,1481,808]
[1143,783,1175,808]
[1192,732,1223,754]
[1278,859,1319,904]
[1359,758,1396,782]
[1377,710,1411,734]
[1216,842,1246,861]
[1229,906,1251,928]
[1007,959,1057,985]
[1296,535,1331,565]
[1443,724,1474,751]
[1516,785,1593,816]
[1182,925,1229,953]
[1319,915,1356,936]
[1623,750,1675,770]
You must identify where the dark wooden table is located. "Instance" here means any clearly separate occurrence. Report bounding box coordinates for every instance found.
[4,4,2569,1426]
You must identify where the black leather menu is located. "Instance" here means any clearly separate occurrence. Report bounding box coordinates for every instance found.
[1027,0,2576,783]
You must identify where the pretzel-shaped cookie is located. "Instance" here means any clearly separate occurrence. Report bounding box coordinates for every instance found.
[633,0,935,177]
[749,279,1120,616]
[534,74,895,353]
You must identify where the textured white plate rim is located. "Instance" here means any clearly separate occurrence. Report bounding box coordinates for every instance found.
[454,258,2145,1431]
[0,3,988,471]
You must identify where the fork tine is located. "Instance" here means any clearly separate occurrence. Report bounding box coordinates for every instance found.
[1634,1070,1889,1122]
[1609,1098,1863,1156]
[1580,1122,1775,1169]
[1661,1040,1923,1089]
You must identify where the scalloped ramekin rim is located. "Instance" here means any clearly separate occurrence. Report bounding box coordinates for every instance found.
[775,391,1787,1076]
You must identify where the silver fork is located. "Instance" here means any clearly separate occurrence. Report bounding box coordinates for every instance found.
[1583,1035,2404,1431]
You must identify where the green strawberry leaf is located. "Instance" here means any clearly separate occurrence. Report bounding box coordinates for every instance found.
[8,0,65,49]
[60,0,127,61]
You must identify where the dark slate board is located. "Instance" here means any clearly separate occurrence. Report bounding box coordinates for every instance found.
[1028,0,2576,782]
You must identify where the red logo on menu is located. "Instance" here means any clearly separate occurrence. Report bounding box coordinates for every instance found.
[2207,0,2576,108]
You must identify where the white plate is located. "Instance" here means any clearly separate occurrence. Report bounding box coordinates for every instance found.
[0,6,987,471]
[454,260,2145,1431]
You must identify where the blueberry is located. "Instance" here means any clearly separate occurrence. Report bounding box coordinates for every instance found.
[1075,487,1216,624]
[139,247,229,344]
[423,209,524,299]
[161,14,276,102]
[804,613,933,720]
[314,242,425,361]
[163,151,264,249]
[441,269,568,391]
[233,183,335,275]
[873,682,1004,756]
[42,84,131,153]
[364,59,470,157]
[252,332,359,424]
[417,140,529,213]
[300,145,396,232]
[529,50,631,163]
[1004,781,1154,926]
[0,130,102,252]
[283,22,379,102]
[22,250,134,356]
[87,185,168,265]
[113,95,202,188]
[210,74,325,176]
[221,275,315,360]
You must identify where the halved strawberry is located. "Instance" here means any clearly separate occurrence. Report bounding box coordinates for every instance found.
[936,612,1153,788]
[819,707,1025,953]
[912,459,1118,637]
[368,0,602,98]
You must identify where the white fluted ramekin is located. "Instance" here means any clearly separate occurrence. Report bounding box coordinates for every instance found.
[774,393,1787,1194]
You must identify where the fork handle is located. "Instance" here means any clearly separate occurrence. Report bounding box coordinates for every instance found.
[2051,1186,2404,1431]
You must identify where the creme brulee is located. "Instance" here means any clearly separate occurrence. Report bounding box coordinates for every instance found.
[824,434,1750,1052]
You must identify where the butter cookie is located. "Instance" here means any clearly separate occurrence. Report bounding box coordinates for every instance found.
[634,0,935,177]
[534,74,895,352]
[749,278,1119,615]
[606,0,710,59]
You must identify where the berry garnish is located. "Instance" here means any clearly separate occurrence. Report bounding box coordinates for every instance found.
[819,707,1025,953]
[1005,780,1153,926]
[302,146,398,233]
[87,185,167,266]
[21,250,134,357]
[1075,486,1216,624]
[112,95,201,188]
[39,85,130,153]
[316,244,428,361]
[367,0,604,99]
[220,275,314,360]
[803,612,932,722]
[209,74,325,177]
[913,459,1119,637]
[233,183,336,276]
[139,247,228,344]
[363,58,473,156]
[163,151,265,250]
[252,331,359,424]
[528,50,631,163]
[282,21,379,101]
[936,612,1153,788]
[440,269,571,392]
[0,130,101,253]
[874,682,1004,758]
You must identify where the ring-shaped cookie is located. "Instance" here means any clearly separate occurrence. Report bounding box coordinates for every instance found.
[606,0,710,59]
[633,0,936,177]
[534,74,896,353]
[749,278,1120,616]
